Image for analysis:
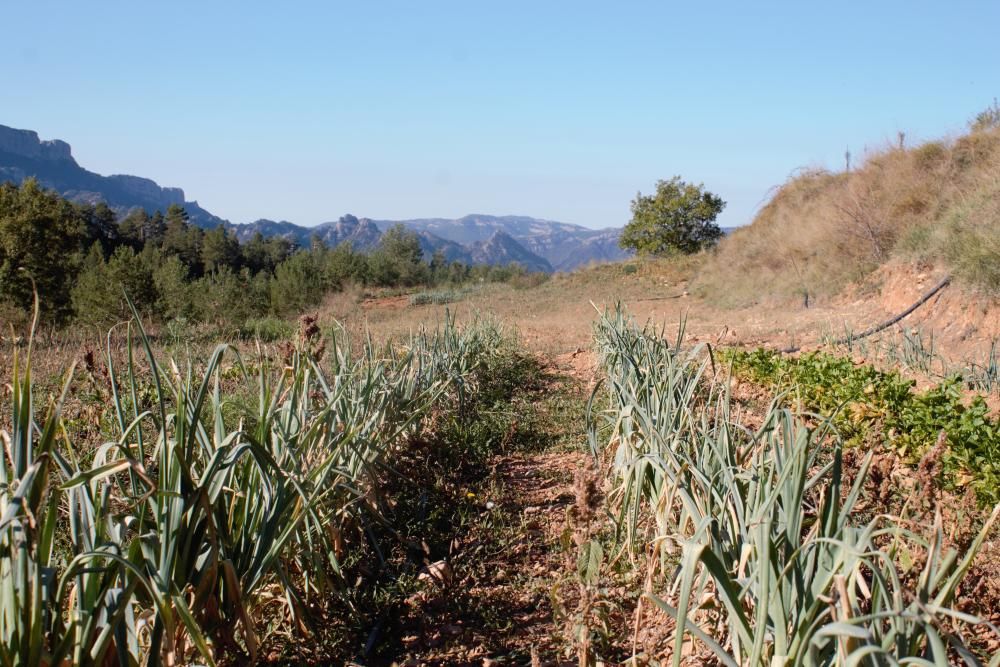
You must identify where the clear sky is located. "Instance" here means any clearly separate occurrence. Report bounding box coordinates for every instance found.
[2,1,998,229]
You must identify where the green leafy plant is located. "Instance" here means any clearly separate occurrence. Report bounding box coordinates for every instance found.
[725,348,1000,505]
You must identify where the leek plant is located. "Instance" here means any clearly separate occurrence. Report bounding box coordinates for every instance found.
[590,304,1000,666]
[0,307,502,665]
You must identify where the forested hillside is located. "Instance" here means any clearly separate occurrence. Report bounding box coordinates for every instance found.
[0,179,542,327]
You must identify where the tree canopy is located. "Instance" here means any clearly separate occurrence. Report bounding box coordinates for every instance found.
[619,177,725,256]
[0,179,89,317]
[0,180,545,327]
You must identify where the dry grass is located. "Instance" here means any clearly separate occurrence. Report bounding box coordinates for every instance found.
[693,125,1000,307]
[311,257,707,356]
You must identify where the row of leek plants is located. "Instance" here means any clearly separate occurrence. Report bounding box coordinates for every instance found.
[0,305,501,666]
[588,304,1000,666]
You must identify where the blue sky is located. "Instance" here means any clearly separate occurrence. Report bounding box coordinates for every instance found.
[2,1,998,229]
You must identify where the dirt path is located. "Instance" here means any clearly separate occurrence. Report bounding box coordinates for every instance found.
[392,361,590,666]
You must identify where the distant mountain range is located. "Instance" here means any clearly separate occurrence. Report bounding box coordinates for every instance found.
[0,123,631,272]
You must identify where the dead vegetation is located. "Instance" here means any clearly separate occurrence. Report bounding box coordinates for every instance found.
[693,121,1000,307]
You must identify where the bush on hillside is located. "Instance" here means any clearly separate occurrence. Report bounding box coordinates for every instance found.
[970,98,1000,133]
[620,177,725,256]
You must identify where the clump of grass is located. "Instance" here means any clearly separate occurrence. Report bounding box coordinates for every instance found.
[409,287,477,306]
[825,323,1000,395]
[236,315,295,341]
[963,339,1000,394]
[970,98,1000,133]
[507,271,549,289]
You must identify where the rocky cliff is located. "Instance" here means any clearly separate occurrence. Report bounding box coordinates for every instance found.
[0,123,223,227]
[0,125,74,162]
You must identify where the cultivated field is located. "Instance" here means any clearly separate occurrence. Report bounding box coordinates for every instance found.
[4,254,1000,665]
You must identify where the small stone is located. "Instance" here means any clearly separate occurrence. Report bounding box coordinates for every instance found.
[418,560,453,587]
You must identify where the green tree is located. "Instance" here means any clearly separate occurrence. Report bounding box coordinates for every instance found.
[118,209,144,245]
[0,179,88,318]
[85,202,120,252]
[71,245,157,325]
[429,249,448,284]
[325,242,368,286]
[244,232,293,274]
[193,267,266,327]
[369,224,428,286]
[201,226,242,273]
[153,254,196,321]
[243,231,269,273]
[119,209,166,247]
[620,177,726,256]
[270,251,325,315]
[161,205,204,275]
[148,211,167,245]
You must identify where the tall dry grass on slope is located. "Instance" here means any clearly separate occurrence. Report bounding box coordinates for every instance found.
[694,120,1000,307]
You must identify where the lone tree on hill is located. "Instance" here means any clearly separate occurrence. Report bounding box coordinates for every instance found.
[620,177,726,256]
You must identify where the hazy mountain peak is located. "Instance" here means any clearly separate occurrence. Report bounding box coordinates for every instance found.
[0,123,631,272]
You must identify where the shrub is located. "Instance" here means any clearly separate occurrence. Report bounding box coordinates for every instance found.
[912,140,947,168]
[970,98,1000,132]
[237,316,295,341]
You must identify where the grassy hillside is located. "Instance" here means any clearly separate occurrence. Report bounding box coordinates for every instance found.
[694,109,1000,307]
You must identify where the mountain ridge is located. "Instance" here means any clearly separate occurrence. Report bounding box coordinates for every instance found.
[0,124,226,228]
[0,123,629,272]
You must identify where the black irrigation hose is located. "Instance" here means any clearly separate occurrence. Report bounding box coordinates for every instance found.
[778,274,953,354]
[830,274,952,346]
